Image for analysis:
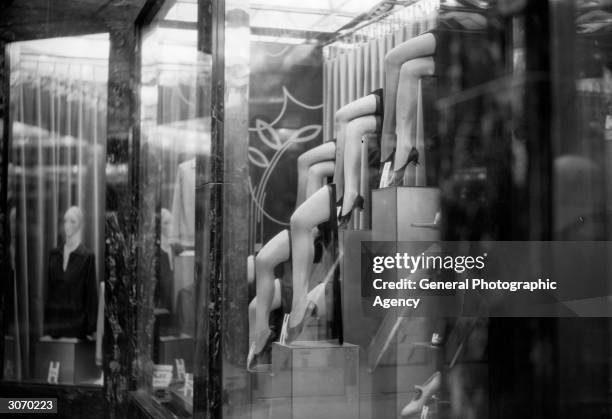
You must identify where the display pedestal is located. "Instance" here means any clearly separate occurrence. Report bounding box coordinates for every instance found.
[251,341,358,419]
[361,187,442,416]
[340,230,435,418]
[371,186,440,242]
[158,334,193,372]
[35,337,98,384]
[169,383,193,415]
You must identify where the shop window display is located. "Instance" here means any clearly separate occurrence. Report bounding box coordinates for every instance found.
[239,0,498,418]
[215,1,612,418]
[135,0,210,414]
[4,34,109,385]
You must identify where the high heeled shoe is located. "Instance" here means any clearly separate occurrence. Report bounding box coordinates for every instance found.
[284,298,318,344]
[247,328,277,372]
[389,146,419,187]
[411,211,441,230]
[400,371,441,417]
[338,195,365,229]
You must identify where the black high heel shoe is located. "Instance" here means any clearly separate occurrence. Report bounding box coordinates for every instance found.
[338,195,365,229]
[247,329,277,372]
[389,146,419,187]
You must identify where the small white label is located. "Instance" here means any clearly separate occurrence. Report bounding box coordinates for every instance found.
[48,361,60,384]
[184,373,193,398]
[175,358,186,381]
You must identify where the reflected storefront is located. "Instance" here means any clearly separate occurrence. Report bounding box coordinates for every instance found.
[0,1,611,418]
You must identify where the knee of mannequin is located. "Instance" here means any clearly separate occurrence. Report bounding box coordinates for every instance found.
[384,49,403,71]
[297,153,308,170]
[290,211,310,232]
[307,164,322,179]
[335,108,350,125]
[255,252,271,273]
[400,59,434,80]
[399,62,421,80]
[346,119,369,140]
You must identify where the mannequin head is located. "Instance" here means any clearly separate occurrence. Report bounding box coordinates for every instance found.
[63,206,83,243]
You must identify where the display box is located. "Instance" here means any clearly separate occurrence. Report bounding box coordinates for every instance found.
[158,334,193,373]
[372,186,440,242]
[35,337,98,384]
[252,341,359,419]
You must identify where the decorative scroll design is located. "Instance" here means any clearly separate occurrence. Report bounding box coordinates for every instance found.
[248,86,323,244]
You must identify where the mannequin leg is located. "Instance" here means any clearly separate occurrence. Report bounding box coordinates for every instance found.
[305,161,335,199]
[289,186,331,328]
[341,115,380,217]
[253,229,290,347]
[296,142,336,207]
[333,94,379,199]
[380,33,436,163]
[394,57,435,181]
[248,279,281,338]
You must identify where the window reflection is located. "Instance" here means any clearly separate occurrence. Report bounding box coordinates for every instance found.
[6,34,109,385]
[138,0,210,412]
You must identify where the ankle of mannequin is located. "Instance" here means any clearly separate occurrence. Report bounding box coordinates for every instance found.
[341,190,359,215]
[380,133,397,163]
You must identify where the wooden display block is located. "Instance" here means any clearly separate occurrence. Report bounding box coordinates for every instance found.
[35,337,98,384]
[372,186,440,242]
[252,341,358,419]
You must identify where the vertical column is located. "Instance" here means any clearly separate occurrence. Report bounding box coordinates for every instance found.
[103,24,139,419]
[488,2,558,418]
[0,41,9,380]
[194,0,251,417]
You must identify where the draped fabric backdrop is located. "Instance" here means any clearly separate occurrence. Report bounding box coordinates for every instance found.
[323,0,439,142]
[140,27,210,223]
[7,38,108,379]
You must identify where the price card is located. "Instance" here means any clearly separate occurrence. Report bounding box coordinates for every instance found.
[152,364,173,389]
[175,358,186,382]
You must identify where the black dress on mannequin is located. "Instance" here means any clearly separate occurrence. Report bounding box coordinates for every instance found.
[44,244,97,339]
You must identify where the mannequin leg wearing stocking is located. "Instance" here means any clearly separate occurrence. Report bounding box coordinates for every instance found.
[247,229,290,369]
[296,142,336,207]
[339,115,380,226]
[287,186,332,340]
[305,161,335,200]
[380,33,436,164]
[248,279,281,346]
[333,94,379,200]
[391,57,435,185]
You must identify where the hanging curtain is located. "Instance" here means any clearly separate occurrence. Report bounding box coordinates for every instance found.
[139,26,210,335]
[140,25,210,223]
[322,1,439,142]
[7,43,107,379]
